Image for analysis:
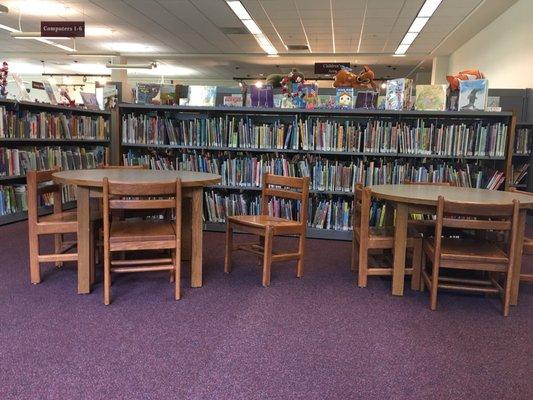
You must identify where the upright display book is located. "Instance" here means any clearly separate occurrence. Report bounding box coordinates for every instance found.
[414,85,447,111]
[223,94,243,107]
[336,87,354,108]
[458,79,488,111]
[385,78,412,110]
[80,92,100,110]
[188,86,216,107]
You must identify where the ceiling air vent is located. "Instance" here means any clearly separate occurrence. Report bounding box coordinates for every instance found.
[287,44,309,51]
[219,27,249,35]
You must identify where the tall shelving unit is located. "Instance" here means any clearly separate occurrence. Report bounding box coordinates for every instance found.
[510,122,533,192]
[117,103,514,241]
[0,99,111,226]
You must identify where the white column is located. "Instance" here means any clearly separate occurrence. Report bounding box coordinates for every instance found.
[431,56,450,85]
[110,56,132,102]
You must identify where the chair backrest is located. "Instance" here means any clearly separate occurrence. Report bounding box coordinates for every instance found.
[260,173,309,226]
[508,187,533,197]
[100,164,148,169]
[433,196,520,262]
[353,183,371,238]
[26,167,62,224]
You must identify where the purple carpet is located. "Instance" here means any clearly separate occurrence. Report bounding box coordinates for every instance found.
[0,221,532,399]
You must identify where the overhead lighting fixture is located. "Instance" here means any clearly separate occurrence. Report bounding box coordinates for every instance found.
[11,31,71,40]
[225,0,278,55]
[394,0,442,55]
[5,0,74,16]
[104,42,157,53]
[106,62,156,70]
[0,24,76,51]
[68,52,119,57]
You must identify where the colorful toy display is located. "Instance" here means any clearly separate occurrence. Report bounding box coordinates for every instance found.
[333,66,377,91]
[446,69,485,91]
[0,61,8,98]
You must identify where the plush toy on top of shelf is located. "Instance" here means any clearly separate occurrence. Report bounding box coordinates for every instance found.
[333,65,377,91]
[0,61,8,98]
[446,69,485,91]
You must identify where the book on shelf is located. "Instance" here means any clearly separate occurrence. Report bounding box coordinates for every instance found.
[458,79,488,111]
[0,107,109,140]
[335,88,354,108]
[385,78,413,110]
[0,183,76,217]
[1,146,105,177]
[511,163,529,185]
[414,85,447,111]
[515,127,531,154]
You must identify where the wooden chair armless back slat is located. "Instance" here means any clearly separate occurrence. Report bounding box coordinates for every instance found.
[443,201,516,218]
[508,187,533,196]
[26,167,62,223]
[260,173,309,225]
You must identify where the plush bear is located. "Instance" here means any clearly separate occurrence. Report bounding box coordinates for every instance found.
[333,66,377,91]
[446,69,485,91]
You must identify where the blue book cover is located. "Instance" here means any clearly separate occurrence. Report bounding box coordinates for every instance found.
[336,87,354,108]
[458,79,488,111]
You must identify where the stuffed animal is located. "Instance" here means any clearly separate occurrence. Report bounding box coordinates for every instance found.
[446,69,485,91]
[333,66,377,91]
[280,68,305,95]
[266,74,284,88]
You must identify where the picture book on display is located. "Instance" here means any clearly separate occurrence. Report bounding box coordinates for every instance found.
[336,88,354,108]
[415,85,447,111]
[187,86,217,107]
[385,78,412,110]
[458,79,488,111]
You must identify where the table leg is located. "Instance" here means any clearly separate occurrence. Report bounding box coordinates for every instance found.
[191,188,203,288]
[77,186,91,294]
[181,196,192,262]
[510,209,526,306]
[392,203,408,296]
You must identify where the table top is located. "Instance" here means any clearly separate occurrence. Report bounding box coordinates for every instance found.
[370,184,533,209]
[53,169,221,188]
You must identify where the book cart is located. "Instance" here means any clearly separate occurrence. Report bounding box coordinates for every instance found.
[0,100,111,225]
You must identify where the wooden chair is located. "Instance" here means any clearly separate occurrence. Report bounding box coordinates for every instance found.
[509,187,533,282]
[421,196,520,316]
[351,183,423,289]
[27,168,78,284]
[102,177,182,305]
[405,181,451,235]
[224,173,309,287]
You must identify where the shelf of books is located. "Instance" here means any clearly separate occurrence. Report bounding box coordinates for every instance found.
[0,100,111,226]
[118,103,515,241]
[510,122,533,191]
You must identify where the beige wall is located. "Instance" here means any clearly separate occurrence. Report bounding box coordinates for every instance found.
[448,0,533,89]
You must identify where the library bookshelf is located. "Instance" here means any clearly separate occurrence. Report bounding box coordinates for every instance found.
[0,99,111,226]
[510,121,533,192]
[117,103,516,241]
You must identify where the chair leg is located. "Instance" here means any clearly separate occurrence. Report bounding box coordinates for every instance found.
[104,250,111,306]
[29,233,40,284]
[296,232,305,278]
[54,233,63,268]
[224,224,233,274]
[429,260,440,311]
[411,239,422,291]
[262,228,273,287]
[351,235,359,272]
[174,248,181,301]
[357,241,368,288]
[419,252,426,292]
[502,268,513,317]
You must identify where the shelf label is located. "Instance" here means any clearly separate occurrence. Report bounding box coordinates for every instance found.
[41,21,85,37]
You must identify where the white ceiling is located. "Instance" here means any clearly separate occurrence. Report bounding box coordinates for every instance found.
[0,0,518,81]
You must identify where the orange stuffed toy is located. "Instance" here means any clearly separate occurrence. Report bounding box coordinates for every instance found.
[333,66,377,91]
[446,69,485,91]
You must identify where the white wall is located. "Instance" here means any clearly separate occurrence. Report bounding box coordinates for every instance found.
[448,0,533,88]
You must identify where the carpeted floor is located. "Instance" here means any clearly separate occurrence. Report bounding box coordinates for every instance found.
[0,221,532,399]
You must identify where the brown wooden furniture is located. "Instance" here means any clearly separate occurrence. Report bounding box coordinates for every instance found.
[102,177,182,304]
[27,168,78,284]
[420,196,520,316]
[370,184,533,303]
[52,169,221,294]
[509,187,533,282]
[405,181,451,234]
[99,164,148,170]
[351,184,422,290]
[224,173,309,287]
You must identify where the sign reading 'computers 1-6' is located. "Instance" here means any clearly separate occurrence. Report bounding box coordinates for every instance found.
[41,21,85,37]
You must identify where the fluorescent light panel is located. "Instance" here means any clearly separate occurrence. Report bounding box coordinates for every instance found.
[394,0,442,55]
[226,0,277,55]
[0,23,76,51]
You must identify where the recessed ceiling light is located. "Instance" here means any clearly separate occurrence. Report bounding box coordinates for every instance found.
[408,17,429,33]
[418,0,443,17]
[104,42,157,53]
[394,44,410,55]
[400,32,419,46]
[226,1,251,19]
[241,19,261,35]
[6,0,74,16]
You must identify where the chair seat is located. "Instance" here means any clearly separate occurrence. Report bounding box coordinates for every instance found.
[355,226,421,239]
[424,237,509,264]
[228,215,300,229]
[110,219,175,243]
[38,211,78,226]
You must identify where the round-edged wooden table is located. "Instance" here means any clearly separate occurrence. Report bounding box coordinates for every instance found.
[370,184,533,304]
[53,169,221,294]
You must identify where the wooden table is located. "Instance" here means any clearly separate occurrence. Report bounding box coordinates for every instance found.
[370,184,533,304]
[53,169,221,294]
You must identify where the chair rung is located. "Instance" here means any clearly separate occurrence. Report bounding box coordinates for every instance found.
[520,274,533,282]
[272,252,300,262]
[438,282,499,294]
[236,246,264,257]
[38,253,78,263]
[111,264,175,273]
[111,258,173,266]
[439,276,493,286]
